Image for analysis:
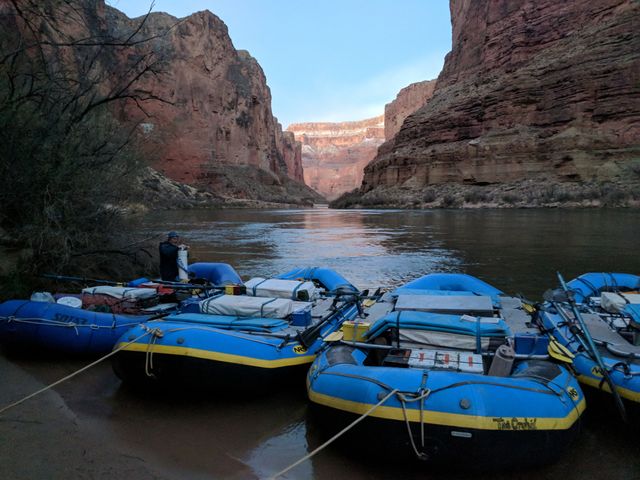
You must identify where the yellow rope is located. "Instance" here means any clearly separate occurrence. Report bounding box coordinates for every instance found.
[270,388,399,479]
[0,328,154,416]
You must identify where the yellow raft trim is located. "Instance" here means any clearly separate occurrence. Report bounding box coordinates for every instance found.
[577,374,640,403]
[308,388,586,431]
[116,342,315,369]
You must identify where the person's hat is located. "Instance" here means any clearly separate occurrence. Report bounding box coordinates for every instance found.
[167,231,179,239]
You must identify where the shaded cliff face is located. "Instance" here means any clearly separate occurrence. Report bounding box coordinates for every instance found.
[362,0,640,193]
[102,6,315,203]
[384,80,436,140]
[287,116,384,200]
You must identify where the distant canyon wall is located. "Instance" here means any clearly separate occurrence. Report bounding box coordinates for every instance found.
[287,116,385,200]
[361,0,640,194]
[287,80,437,201]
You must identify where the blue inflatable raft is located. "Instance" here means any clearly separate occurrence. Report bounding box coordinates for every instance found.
[306,273,585,468]
[0,299,154,355]
[0,264,239,355]
[111,267,365,392]
[539,272,640,404]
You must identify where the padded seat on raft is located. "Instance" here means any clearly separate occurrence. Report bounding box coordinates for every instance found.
[164,313,289,332]
[395,294,495,317]
[366,310,509,341]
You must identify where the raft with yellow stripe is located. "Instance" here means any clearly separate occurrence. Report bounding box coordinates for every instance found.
[111,267,363,392]
[538,272,640,404]
[306,273,585,468]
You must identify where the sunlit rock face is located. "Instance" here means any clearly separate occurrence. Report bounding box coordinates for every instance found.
[103,5,315,201]
[384,80,437,140]
[287,116,385,200]
[362,0,640,193]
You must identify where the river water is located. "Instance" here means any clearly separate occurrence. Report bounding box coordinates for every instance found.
[5,208,640,479]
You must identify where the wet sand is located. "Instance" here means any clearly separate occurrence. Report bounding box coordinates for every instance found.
[1,351,638,480]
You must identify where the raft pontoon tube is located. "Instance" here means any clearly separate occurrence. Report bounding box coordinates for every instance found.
[0,264,246,355]
[306,273,585,469]
[539,272,640,404]
[111,266,364,392]
[187,262,243,286]
[0,299,153,354]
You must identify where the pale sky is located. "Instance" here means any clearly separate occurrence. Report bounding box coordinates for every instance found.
[106,0,451,128]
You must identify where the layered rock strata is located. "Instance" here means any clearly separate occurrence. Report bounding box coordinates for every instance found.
[360,0,640,198]
[384,80,436,140]
[287,116,384,200]
[18,1,316,205]
[101,6,317,203]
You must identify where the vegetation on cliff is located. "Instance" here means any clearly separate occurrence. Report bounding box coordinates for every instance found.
[331,178,640,210]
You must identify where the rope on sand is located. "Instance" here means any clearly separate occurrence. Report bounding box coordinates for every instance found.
[0,327,160,415]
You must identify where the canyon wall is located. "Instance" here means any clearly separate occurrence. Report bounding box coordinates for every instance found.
[99,3,316,204]
[384,80,437,140]
[287,116,384,200]
[361,0,640,196]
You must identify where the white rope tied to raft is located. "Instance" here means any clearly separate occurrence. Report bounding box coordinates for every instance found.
[144,327,164,377]
[0,327,158,416]
[270,388,399,479]
[397,389,431,460]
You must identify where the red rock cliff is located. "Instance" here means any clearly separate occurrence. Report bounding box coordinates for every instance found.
[103,5,312,201]
[384,80,436,140]
[287,116,385,200]
[362,0,640,193]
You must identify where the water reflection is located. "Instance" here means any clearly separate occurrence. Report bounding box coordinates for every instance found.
[244,420,312,479]
[139,208,639,297]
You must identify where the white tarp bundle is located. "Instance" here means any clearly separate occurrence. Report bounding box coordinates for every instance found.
[600,292,640,314]
[395,295,494,316]
[81,286,157,300]
[200,295,294,319]
[245,278,318,301]
[399,329,492,351]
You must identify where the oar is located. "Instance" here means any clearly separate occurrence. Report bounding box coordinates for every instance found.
[547,336,575,364]
[556,271,627,422]
[297,289,361,348]
[297,300,353,349]
[151,279,225,292]
[43,273,123,286]
[297,286,385,348]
